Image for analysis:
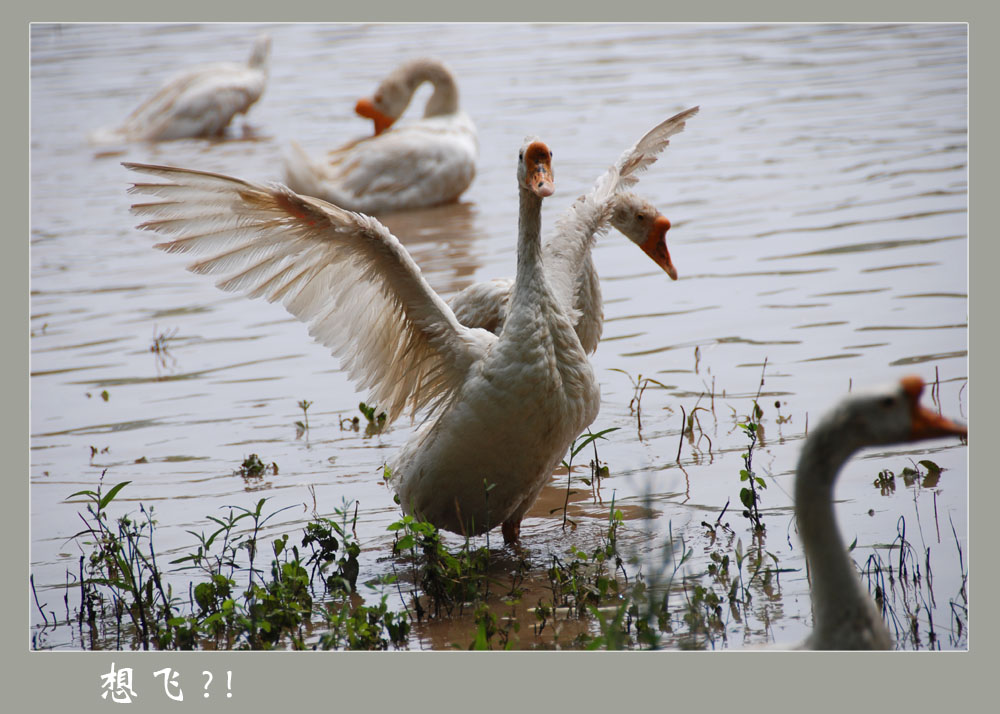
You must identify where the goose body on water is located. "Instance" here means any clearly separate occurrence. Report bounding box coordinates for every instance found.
[794,376,966,649]
[283,57,478,214]
[449,107,697,352]
[125,136,596,544]
[92,35,271,143]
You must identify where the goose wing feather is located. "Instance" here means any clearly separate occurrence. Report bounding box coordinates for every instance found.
[125,162,493,423]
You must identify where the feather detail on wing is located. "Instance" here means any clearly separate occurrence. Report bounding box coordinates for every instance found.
[125,162,492,423]
[615,105,699,189]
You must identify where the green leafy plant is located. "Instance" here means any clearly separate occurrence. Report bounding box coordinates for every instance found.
[301,500,361,594]
[388,515,492,619]
[295,399,313,439]
[235,454,277,479]
[558,427,619,530]
[318,576,410,651]
[737,401,767,532]
[736,362,770,533]
[358,402,387,435]
[66,477,409,651]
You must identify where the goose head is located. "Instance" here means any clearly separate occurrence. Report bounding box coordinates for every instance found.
[355,80,407,136]
[611,193,677,280]
[355,58,457,136]
[808,376,967,487]
[517,137,555,197]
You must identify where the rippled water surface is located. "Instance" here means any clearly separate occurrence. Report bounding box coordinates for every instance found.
[30,22,968,650]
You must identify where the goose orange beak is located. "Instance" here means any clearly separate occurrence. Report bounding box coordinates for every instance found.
[640,215,677,280]
[524,140,554,197]
[901,376,968,441]
[355,97,395,136]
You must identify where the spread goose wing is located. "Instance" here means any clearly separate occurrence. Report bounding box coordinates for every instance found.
[126,162,493,423]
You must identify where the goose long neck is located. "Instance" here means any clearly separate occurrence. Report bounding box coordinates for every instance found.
[404,59,460,117]
[795,424,884,647]
[796,439,854,597]
[248,36,270,70]
[512,185,546,298]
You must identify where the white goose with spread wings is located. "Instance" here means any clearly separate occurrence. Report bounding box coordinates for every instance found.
[449,106,697,352]
[125,136,597,544]
[283,57,478,214]
[92,34,270,143]
[793,376,966,649]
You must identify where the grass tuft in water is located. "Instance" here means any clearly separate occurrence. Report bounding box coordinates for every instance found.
[736,360,769,533]
[54,436,961,651]
[358,402,387,436]
[294,399,313,440]
[65,480,409,650]
[235,453,278,479]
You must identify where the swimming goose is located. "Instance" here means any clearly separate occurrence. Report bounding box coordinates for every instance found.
[92,34,270,143]
[124,136,597,545]
[794,376,966,649]
[283,57,478,214]
[448,106,697,352]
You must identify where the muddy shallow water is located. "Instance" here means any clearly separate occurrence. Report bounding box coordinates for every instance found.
[30,22,968,650]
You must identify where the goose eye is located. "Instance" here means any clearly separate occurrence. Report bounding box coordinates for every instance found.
[518,150,524,161]
[636,214,645,221]
[879,396,896,408]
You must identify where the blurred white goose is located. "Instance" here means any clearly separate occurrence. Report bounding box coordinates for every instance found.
[283,57,478,214]
[91,34,270,143]
[125,136,597,545]
[794,375,966,650]
[449,106,697,353]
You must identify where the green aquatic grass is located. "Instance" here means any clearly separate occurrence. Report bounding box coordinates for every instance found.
[45,414,966,651]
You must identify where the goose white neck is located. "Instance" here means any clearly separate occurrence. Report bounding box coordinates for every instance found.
[400,59,460,117]
[511,186,546,301]
[794,416,892,649]
[248,36,270,70]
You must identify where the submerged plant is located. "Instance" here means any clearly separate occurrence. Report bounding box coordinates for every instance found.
[150,325,179,373]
